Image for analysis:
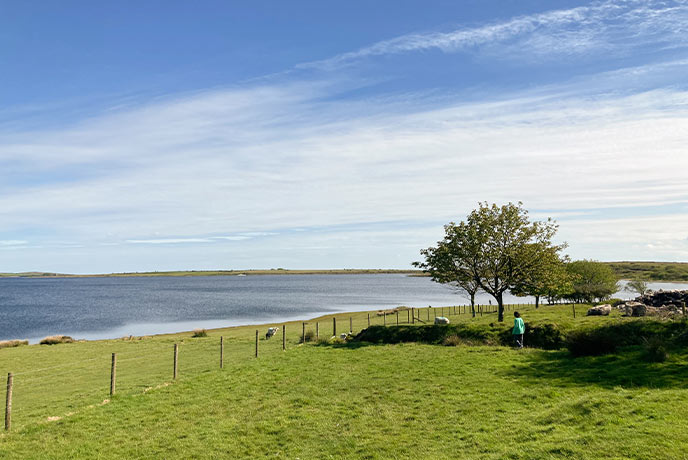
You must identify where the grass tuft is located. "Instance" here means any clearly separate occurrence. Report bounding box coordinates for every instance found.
[39,335,74,345]
[0,339,29,349]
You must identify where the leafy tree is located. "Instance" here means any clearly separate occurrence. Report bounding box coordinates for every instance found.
[625,279,649,297]
[416,202,564,322]
[565,260,619,303]
[511,244,571,309]
[413,233,481,317]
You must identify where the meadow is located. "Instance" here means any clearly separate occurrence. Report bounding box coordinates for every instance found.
[1,303,687,459]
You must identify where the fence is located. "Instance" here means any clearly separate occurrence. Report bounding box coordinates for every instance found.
[1,301,557,432]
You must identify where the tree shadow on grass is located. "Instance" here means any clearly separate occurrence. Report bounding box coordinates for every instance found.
[505,347,688,389]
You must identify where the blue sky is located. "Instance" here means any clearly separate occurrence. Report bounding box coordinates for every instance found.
[1,0,688,273]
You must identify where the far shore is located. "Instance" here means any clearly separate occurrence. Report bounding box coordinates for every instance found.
[0,269,424,278]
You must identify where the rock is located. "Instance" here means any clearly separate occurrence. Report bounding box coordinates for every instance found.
[586,304,612,316]
[623,301,646,317]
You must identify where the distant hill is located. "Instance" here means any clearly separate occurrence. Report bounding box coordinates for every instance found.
[605,262,688,282]
[3,264,687,282]
[0,269,421,278]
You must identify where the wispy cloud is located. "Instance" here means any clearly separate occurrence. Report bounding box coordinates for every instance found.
[212,236,253,241]
[2,1,688,271]
[301,0,688,70]
[0,240,27,246]
[126,238,214,245]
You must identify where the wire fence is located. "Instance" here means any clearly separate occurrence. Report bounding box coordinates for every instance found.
[3,301,579,432]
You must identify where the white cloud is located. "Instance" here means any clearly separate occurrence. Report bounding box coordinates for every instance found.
[0,240,27,246]
[126,238,214,245]
[300,0,688,70]
[212,236,253,241]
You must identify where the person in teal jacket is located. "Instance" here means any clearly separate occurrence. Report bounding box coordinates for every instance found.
[512,311,525,348]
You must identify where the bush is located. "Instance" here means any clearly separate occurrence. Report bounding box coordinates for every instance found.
[192,329,208,338]
[497,322,564,350]
[39,335,74,345]
[0,339,29,349]
[643,337,668,363]
[303,330,316,343]
[443,335,462,346]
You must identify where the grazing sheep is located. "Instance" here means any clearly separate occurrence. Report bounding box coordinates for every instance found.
[434,317,450,325]
[586,304,612,316]
[265,327,279,339]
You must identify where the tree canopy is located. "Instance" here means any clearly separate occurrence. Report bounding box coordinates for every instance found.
[415,202,566,322]
[565,260,619,303]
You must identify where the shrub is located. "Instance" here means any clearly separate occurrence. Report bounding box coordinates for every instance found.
[192,329,208,338]
[496,322,564,349]
[443,335,462,346]
[0,339,29,349]
[303,330,316,342]
[39,335,74,345]
[642,337,668,363]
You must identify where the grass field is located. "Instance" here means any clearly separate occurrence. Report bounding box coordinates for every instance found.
[1,304,687,459]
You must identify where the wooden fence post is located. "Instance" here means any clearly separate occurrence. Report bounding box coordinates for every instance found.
[350,317,353,334]
[367,314,370,328]
[407,309,410,323]
[302,322,306,343]
[682,301,686,316]
[316,322,319,340]
[333,317,337,337]
[396,311,399,326]
[173,344,179,380]
[220,336,224,368]
[255,330,259,358]
[110,353,117,396]
[427,307,430,322]
[384,313,386,327]
[412,308,415,324]
[283,325,286,350]
[5,373,12,432]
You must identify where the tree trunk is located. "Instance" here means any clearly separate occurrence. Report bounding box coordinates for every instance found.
[470,294,476,318]
[497,292,504,322]
[535,295,540,309]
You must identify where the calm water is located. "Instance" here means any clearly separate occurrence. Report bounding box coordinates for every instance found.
[1,275,686,343]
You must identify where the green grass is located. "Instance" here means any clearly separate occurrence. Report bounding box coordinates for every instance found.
[606,261,688,282]
[2,304,687,459]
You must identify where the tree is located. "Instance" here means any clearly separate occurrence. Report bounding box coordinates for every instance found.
[566,260,619,303]
[510,244,571,309]
[625,279,649,297]
[416,202,564,322]
[413,234,481,317]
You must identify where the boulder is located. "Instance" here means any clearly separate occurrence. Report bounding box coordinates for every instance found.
[586,304,612,316]
[623,301,646,317]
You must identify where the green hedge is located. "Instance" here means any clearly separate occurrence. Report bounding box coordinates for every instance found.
[355,319,688,355]
[355,322,565,350]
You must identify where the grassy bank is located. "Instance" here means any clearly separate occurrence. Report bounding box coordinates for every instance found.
[1,304,687,459]
[606,261,688,282]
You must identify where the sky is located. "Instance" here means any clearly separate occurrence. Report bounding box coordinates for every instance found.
[1,0,688,273]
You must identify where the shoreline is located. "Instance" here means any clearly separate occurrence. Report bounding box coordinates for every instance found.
[0,269,423,279]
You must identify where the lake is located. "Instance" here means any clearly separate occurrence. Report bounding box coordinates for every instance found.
[1,275,687,342]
